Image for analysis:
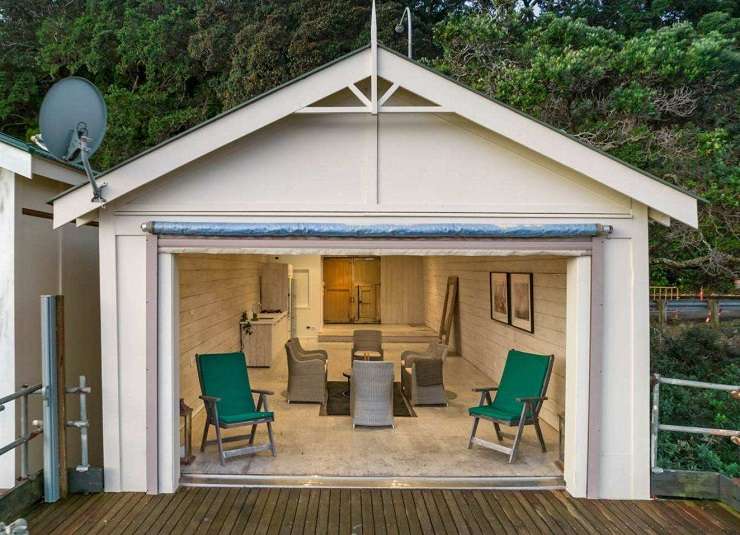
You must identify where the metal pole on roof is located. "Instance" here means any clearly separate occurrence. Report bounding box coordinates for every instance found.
[395,7,412,59]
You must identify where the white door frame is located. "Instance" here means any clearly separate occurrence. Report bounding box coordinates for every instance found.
[150,237,596,497]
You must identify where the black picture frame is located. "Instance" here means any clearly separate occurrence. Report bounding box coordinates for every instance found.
[489,272,510,324]
[509,272,534,333]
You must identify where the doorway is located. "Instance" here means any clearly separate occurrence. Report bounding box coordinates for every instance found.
[323,257,380,323]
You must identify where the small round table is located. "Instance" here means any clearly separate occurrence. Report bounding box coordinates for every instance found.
[342,369,352,398]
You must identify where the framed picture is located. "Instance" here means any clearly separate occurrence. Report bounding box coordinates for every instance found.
[489,272,510,324]
[510,273,534,333]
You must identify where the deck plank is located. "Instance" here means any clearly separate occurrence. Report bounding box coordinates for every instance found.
[221,488,255,534]
[19,487,740,535]
[360,488,375,535]
[205,488,240,534]
[370,488,386,535]
[349,488,363,535]
[391,490,411,535]
[380,487,398,534]
[278,488,301,535]
[400,490,422,535]
[315,488,331,535]
[303,488,320,535]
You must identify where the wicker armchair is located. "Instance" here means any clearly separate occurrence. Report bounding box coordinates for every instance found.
[401,342,449,406]
[351,330,384,361]
[285,338,327,403]
[350,360,394,428]
[291,338,328,361]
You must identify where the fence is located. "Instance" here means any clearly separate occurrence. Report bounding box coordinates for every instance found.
[650,374,739,508]
[0,384,43,480]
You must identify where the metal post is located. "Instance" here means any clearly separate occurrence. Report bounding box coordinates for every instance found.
[19,385,29,480]
[40,295,62,502]
[66,375,91,472]
[650,375,660,472]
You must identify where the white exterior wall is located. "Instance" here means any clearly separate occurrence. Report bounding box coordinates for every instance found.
[91,108,653,498]
[0,170,101,489]
[0,169,16,489]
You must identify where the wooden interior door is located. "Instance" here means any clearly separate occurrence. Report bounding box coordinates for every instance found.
[353,257,380,323]
[323,258,353,323]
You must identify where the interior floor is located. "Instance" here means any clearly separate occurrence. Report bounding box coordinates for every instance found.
[182,342,561,478]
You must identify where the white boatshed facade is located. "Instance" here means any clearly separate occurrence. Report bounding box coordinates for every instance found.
[51,40,698,500]
[0,134,102,489]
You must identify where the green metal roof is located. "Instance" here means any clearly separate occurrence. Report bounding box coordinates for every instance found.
[49,43,702,204]
[0,131,84,172]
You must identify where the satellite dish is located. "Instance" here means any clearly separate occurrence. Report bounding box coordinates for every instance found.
[39,77,108,202]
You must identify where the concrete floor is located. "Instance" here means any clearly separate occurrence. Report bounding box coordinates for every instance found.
[182,342,562,478]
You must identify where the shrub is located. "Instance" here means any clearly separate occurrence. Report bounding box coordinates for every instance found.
[651,323,739,477]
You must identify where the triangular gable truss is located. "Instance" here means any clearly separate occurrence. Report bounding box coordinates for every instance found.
[51,45,698,229]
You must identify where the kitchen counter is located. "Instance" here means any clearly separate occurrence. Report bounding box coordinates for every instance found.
[240,312,289,367]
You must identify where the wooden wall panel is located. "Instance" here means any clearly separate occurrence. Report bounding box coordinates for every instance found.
[422,256,567,428]
[380,256,424,324]
[178,254,266,428]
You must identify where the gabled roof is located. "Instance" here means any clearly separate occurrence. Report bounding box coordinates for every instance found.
[0,131,85,185]
[50,44,699,229]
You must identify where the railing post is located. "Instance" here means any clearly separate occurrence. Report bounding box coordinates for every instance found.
[650,374,661,473]
[19,385,29,480]
[41,295,67,502]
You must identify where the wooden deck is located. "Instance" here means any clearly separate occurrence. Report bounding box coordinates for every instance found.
[22,488,739,534]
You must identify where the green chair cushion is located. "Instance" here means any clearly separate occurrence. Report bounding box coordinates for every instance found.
[219,411,274,425]
[196,352,258,422]
[469,349,552,422]
[468,405,519,424]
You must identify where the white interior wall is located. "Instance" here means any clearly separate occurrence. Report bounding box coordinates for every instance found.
[422,255,567,429]
[267,255,322,341]
[178,254,266,431]
[380,256,424,324]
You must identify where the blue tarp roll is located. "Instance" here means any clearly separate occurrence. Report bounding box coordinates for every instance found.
[143,222,608,239]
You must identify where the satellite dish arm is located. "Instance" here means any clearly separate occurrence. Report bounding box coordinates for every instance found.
[66,124,107,203]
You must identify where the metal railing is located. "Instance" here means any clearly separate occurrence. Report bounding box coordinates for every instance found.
[66,376,92,472]
[0,384,44,480]
[650,374,740,473]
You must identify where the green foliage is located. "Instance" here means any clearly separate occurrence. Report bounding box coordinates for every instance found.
[651,324,739,476]
[0,0,467,170]
[432,10,739,290]
[0,1,737,289]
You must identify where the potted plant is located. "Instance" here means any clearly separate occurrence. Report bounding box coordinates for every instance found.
[239,311,253,353]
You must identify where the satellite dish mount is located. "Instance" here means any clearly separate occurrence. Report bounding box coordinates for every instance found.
[38,77,109,203]
[66,121,106,202]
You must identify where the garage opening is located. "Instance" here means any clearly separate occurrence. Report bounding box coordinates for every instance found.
[172,250,569,484]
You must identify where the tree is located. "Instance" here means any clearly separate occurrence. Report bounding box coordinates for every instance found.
[432,11,739,289]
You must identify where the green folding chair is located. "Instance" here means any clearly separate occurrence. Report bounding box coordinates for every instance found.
[467,349,553,463]
[196,352,276,465]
